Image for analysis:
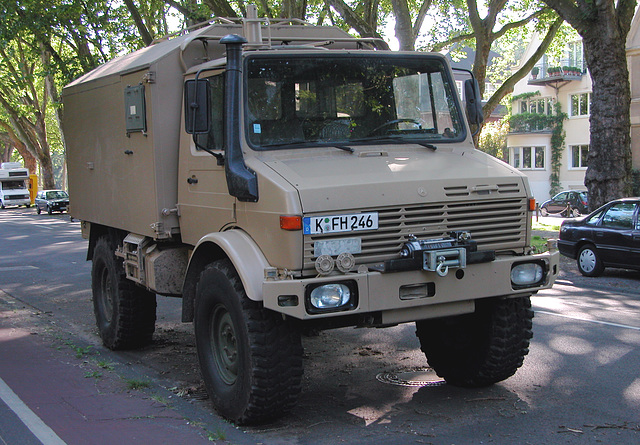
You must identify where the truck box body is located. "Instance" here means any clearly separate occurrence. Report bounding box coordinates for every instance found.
[64,22,360,239]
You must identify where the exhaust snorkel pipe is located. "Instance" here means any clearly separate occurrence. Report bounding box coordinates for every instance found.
[221,34,258,202]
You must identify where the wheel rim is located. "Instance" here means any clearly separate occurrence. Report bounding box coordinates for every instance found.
[98,265,115,320]
[211,305,238,385]
[579,248,597,273]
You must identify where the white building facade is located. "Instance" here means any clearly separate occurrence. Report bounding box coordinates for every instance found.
[506,39,591,203]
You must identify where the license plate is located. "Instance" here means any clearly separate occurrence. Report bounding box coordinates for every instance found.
[303,212,378,235]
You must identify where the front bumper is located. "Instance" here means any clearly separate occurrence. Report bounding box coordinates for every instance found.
[2,197,30,206]
[48,200,69,211]
[263,250,560,324]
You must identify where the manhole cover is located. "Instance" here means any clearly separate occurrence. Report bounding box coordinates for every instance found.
[376,368,445,387]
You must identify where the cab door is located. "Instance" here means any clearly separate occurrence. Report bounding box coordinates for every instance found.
[177,72,236,246]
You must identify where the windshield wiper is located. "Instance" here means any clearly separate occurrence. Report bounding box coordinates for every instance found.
[261,140,354,153]
[349,135,437,150]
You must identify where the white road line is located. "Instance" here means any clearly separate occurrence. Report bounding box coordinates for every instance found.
[0,377,66,445]
[535,310,640,331]
[0,266,39,272]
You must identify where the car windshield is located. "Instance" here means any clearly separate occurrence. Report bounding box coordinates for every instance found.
[46,191,68,199]
[244,54,465,150]
[1,180,25,190]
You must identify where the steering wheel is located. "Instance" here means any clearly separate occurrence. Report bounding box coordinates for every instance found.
[368,118,422,136]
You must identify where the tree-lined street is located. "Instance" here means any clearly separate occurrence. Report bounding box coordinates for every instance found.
[1,208,639,444]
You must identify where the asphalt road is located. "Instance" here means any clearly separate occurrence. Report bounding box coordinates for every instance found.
[1,207,639,444]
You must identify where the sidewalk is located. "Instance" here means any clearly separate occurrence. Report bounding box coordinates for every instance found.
[0,292,256,445]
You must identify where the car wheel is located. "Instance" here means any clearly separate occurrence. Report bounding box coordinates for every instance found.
[47,205,52,215]
[539,206,548,217]
[416,296,533,387]
[91,236,157,349]
[577,244,604,277]
[36,205,41,214]
[571,208,581,218]
[194,259,303,424]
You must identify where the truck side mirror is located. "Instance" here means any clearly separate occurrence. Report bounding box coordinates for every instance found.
[184,79,210,134]
[464,78,484,129]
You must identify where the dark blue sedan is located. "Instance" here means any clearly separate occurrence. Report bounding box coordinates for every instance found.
[558,198,640,276]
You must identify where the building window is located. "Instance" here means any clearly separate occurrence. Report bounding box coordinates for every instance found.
[570,93,591,117]
[570,144,589,168]
[509,146,545,170]
[567,41,585,72]
[519,97,554,115]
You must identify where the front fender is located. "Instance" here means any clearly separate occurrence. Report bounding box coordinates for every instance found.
[186,229,270,302]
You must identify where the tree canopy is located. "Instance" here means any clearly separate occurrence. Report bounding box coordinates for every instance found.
[0,0,634,204]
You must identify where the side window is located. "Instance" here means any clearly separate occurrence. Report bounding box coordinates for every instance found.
[555,192,568,201]
[195,74,225,151]
[586,209,604,226]
[601,203,636,229]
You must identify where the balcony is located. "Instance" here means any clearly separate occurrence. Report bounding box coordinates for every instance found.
[508,113,553,135]
[528,63,585,86]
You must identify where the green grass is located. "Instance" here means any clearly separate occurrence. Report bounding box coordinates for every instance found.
[532,220,561,231]
[96,360,114,370]
[84,371,102,379]
[531,235,549,253]
[125,379,151,390]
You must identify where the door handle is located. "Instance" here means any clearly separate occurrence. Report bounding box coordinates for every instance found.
[187,176,198,185]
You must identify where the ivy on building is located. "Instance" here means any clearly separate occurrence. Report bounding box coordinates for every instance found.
[549,102,567,196]
[510,91,541,102]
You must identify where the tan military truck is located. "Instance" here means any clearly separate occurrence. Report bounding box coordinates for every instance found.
[63,8,559,425]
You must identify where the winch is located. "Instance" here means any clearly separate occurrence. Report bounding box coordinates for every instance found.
[380,231,495,275]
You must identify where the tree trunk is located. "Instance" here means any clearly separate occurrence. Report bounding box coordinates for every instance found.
[582,33,632,208]
[542,0,636,209]
[391,0,414,51]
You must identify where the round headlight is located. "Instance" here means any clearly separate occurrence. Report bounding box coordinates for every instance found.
[309,283,351,309]
[511,262,544,286]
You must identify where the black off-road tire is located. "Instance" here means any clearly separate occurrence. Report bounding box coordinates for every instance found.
[194,259,303,425]
[416,296,533,387]
[91,237,157,350]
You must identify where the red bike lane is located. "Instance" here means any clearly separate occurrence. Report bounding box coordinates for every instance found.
[0,293,256,445]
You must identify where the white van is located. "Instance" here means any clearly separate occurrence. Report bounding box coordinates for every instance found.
[0,162,31,208]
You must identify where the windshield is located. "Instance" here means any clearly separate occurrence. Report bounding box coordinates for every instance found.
[1,180,26,190]
[46,191,68,199]
[245,54,464,150]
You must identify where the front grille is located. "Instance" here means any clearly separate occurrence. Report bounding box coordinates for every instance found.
[5,195,29,200]
[303,198,528,270]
